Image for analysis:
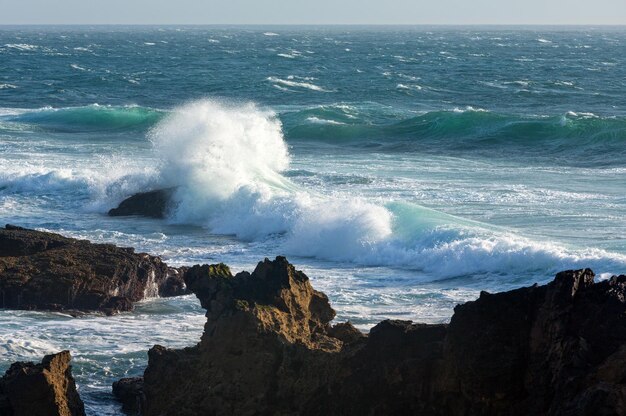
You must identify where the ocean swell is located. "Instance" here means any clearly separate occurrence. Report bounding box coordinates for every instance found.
[281,105,626,164]
[0,104,164,133]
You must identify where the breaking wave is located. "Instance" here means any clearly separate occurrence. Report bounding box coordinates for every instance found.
[2,100,624,278]
[141,100,626,277]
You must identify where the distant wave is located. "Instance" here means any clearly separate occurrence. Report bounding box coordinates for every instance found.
[0,104,164,133]
[1,103,624,165]
[281,105,626,164]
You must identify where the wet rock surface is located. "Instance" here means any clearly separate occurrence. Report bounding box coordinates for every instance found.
[0,351,85,416]
[108,188,176,219]
[0,225,187,314]
[133,260,625,416]
[113,377,145,415]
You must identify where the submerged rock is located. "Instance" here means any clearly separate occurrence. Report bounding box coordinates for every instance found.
[108,188,176,219]
[132,259,625,416]
[0,351,85,416]
[0,225,187,314]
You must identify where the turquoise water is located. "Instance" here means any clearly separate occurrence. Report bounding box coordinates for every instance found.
[1,26,625,414]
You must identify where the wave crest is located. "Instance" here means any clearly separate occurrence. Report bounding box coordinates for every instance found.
[281,105,626,164]
[1,105,163,133]
[149,100,291,223]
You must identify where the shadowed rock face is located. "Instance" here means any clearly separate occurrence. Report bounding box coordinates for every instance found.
[113,377,145,415]
[136,259,626,416]
[108,188,176,219]
[0,351,85,416]
[0,226,187,314]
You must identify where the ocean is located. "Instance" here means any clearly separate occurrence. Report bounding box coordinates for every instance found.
[0,25,625,414]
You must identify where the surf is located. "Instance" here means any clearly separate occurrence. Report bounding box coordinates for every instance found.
[118,99,626,278]
[1,99,624,278]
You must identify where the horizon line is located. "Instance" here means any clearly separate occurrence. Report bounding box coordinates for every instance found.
[0,23,625,27]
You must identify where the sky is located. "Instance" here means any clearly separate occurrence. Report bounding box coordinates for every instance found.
[0,0,625,25]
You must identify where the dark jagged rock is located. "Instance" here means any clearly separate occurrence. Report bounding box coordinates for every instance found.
[133,260,626,416]
[0,351,85,416]
[108,188,176,219]
[0,226,187,314]
[159,267,188,298]
[113,377,146,415]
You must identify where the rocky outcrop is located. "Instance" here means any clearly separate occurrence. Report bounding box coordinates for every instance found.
[132,258,625,416]
[113,377,145,415]
[0,225,187,314]
[108,188,176,218]
[0,351,85,416]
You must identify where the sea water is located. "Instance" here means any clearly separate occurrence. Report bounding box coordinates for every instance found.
[0,26,625,414]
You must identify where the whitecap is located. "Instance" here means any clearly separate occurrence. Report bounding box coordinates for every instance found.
[396,83,422,91]
[3,43,40,51]
[272,84,294,92]
[452,106,488,113]
[266,76,332,92]
[508,80,530,87]
[305,116,345,125]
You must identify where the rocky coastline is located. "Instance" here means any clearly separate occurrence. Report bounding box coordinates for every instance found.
[120,258,626,416]
[0,227,624,415]
[0,225,186,315]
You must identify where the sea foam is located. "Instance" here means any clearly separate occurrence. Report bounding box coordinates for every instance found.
[141,100,626,278]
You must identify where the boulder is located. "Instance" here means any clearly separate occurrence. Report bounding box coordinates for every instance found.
[133,259,626,416]
[108,188,176,219]
[0,225,187,314]
[0,351,85,416]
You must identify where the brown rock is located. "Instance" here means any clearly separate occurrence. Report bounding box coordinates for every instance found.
[0,226,187,314]
[0,351,85,416]
[142,257,342,416]
[134,261,626,416]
